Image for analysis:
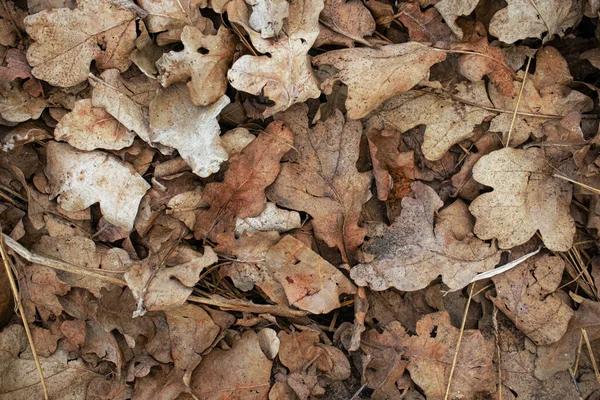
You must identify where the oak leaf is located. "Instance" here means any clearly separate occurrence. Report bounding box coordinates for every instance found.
[469,147,575,251]
[267,104,371,263]
[149,85,229,177]
[318,0,375,46]
[235,202,302,235]
[156,26,237,106]
[351,182,501,291]
[396,2,453,42]
[227,0,323,117]
[266,235,356,314]
[489,0,583,44]
[490,253,574,345]
[24,0,138,87]
[194,120,293,241]
[247,0,289,38]
[368,81,494,161]
[45,141,150,231]
[0,81,46,123]
[434,0,480,39]
[54,99,135,151]
[312,42,446,119]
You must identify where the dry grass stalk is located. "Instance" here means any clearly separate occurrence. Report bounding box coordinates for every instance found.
[505,54,532,147]
[581,328,600,384]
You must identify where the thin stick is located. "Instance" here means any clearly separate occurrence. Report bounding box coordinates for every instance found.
[581,328,600,384]
[506,55,532,147]
[568,368,584,400]
[553,174,600,196]
[444,283,475,400]
[0,233,49,400]
[188,295,308,318]
[349,381,369,400]
[493,305,502,400]
[574,331,584,376]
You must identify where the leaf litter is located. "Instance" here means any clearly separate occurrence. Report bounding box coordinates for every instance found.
[2,0,600,399]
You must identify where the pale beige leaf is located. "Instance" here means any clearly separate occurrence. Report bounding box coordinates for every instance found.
[227,0,323,117]
[235,202,302,235]
[469,147,575,251]
[368,81,494,161]
[54,99,135,151]
[150,85,229,177]
[25,0,138,87]
[247,0,289,38]
[0,81,46,123]
[266,235,356,314]
[434,0,479,39]
[156,26,236,106]
[46,141,150,231]
[221,127,255,156]
[312,42,446,119]
[137,0,207,33]
[351,182,501,291]
[489,0,583,44]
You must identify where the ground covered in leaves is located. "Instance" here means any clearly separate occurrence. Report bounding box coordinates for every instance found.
[4,0,600,399]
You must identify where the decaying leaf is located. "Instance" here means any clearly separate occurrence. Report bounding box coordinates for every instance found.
[247,0,289,38]
[150,85,229,177]
[368,81,494,160]
[45,141,150,231]
[0,81,46,123]
[319,0,376,45]
[191,330,272,399]
[351,181,501,291]
[469,147,575,251]
[490,253,574,345]
[227,0,323,117]
[396,2,453,42]
[156,26,237,106]
[266,235,356,314]
[25,0,138,87]
[195,120,293,240]
[434,0,480,39]
[125,245,218,314]
[54,99,135,151]
[489,0,583,44]
[313,42,446,119]
[268,105,371,263]
[235,202,302,235]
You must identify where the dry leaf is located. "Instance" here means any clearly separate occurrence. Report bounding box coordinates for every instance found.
[125,245,218,314]
[266,235,356,314]
[46,141,150,231]
[434,0,479,39]
[351,182,501,291]
[258,328,280,359]
[247,0,289,38]
[267,105,371,263]
[150,85,229,177]
[0,49,43,97]
[25,0,138,87]
[489,253,574,345]
[312,42,446,119]
[367,81,494,161]
[489,0,583,43]
[54,99,135,151]
[0,81,46,123]
[319,0,375,45]
[221,127,256,156]
[469,147,575,251]
[191,330,272,399]
[235,202,302,235]
[194,120,293,240]
[156,26,236,106]
[227,0,323,117]
[396,2,453,42]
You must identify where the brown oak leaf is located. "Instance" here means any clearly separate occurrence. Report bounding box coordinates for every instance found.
[267,104,372,263]
[351,181,501,291]
[318,0,376,46]
[194,120,293,240]
[469,147,575,251]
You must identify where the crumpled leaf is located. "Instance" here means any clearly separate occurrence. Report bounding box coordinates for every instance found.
[489,0,583,44]
[235,202,302,235]
[125,245,218,314]
[0,81,46,123]
[227,0,323,117]
[45,141,150,231]
[24,0,138,87]
[17,263,69,322]
[318,0,375,46]
[54,99,135,151]
[469,147,575,251]
[267,105,371,263]
[150,85,229,177]
[247,0,289,38]
[313,42,446,119]
[194,120,293,241]
[191,330,272,400]
[156,26,236,106]
[0,49,43,97]
[266,235,356,314]
[0,325,101,399]
[434,0,480,39]
[368,81,494,161]
[396,2,453,42]
[351,181,501,291]
[489,253,574,345]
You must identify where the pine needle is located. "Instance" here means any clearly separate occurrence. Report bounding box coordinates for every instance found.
[505,54,532,147]
[581,328,600,384]
[444,283,475,400]
[0,232,49,400]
